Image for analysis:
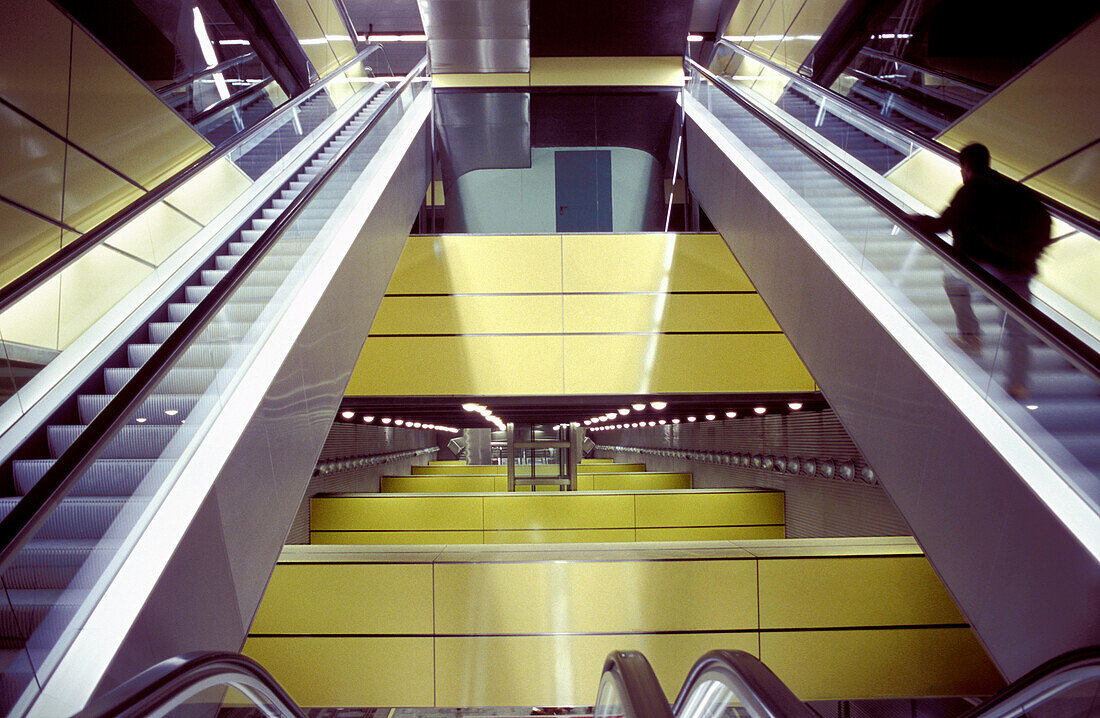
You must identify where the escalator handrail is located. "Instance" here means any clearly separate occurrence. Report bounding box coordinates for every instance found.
[711,40,1100,238]
[959,645,1100,718]
[685,55,1100,386]
[671,650,817,718]
[156,52,262,96]
[0,55,428,582]
[600,651,674,718]
[0,43,385,317]
[72,651,305,718]
[855,46,996,94]
[190,77,276,126]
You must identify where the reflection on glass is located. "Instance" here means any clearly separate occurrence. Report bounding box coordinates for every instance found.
[595,670,627,718]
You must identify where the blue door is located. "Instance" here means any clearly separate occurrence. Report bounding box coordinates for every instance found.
[554,150,612,232]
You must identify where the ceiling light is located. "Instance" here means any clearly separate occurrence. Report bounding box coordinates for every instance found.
[218,39,251,45]
[164,409,178,416]
[658,419,666,425]
[788,402,803,411]
[462,403,477,411]
[1027,404,1038,411]
[705,413,716,421]
[687,416,696,422]
[618,408,630,415]
[631,423,638,428]
[395,419,404,425]
[606,413,616,420]
[341,410,354,419]
[412,422,421,428]
[672,418,680,424]
[365,33,427,42]
[381,418,391,424]
[687,34,704,42]
[725,411,737,418]
[364,416,374,422]
[754,407,766,415]
[584,420,591,425]
[632,403,646,411]
[650,401,667,410]
[648,421,656,427]
[136,417,147,423]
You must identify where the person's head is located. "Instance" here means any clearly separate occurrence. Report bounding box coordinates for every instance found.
[959,143,991,182]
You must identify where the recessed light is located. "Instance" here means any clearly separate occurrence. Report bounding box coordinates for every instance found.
[650,401,667,410]
[754,407,766,415]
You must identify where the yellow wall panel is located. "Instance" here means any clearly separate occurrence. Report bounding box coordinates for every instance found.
[1027,143,1100,220]
[435,632,758,707]
[250,563,433,634]
[243,636,434,707]
[381,475,497,492]
[590,473,691,491]
[483,493,634,530]
[274,0,340,76]
[565,293,780,333]
[412,465,505,475]
[582,458,614,463]
[530,57,684,87]
[760,628,1002,700]
[578,463,646,473]
[0,0,72,134]
[311,530,484,545]
[0,203,63,288]
[0,103,65,220]
[1037,232,1100,320]
[0,273,60,348]
[767,0,847,73]
[307,0,357,64]
[311,495,483,531]
[563,333,815,394]
[57,243,152,349]
[163,156,251,224]
[62,147,144,232]
[758,556,965,629]
[432,73,531,88]
[433,559,758,634]
[483,528,635,543]
[636,525,785,541]
[349,335,565,395]
[370,294,564,335]
[429,460,468,465]
[635,491,785,528]
[68,30,210,190]
[885,149,960,213]
[386,235,563,294]
[562,234,754,292]
[102,202,203,266]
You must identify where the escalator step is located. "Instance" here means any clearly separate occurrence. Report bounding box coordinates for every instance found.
[78,394,199,425]
[48,424,191,459]
[105,363,218,393]
[12,458,168,496]
[0,498,130,540]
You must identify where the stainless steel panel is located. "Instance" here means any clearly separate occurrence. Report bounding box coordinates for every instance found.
[417,0,530,73]
[684,108,1098,681]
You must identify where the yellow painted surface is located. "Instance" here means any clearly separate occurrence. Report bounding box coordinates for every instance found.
[311,530,484,545]
[57,243,152,348]
[758,556,965,629]
[582,458,614,463]
[0,104,65,221]
[275,0,340,76]
[563,333,815,394]
[307,0,357,64]
[350,335,565,395]
[562,234,754,292]
[590,473,691,490]
[0,0,73,134]
[381,475,497,493]
[311,495,483,531]
[0,203,62,289]
[564,293,781,333]
[635,491,785,528]
[68,29,210,189]
[940,17,1100,215]
[637,525,786,541]
[102,201,201,266]
[370,294,564,335]
[429,460,467,465]
[62,147,145,232]
[409,464,644,475]
[433,559,758,634]
[164,156,252,224]
[530,57,684,87]
[250,563,433,634]
[386,235,563,294]
[1027,143,1099,222]
[761,628,1002,700]
[0,273,60,349]
[435,632,758,706]
[483,528,635,543]
[885,148,960,212]
[483,493,635,530]
[432,73,531,88]
[579,463,646,473]
[243,636,434,707]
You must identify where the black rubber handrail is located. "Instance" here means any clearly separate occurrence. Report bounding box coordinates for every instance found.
[191,77,276,126]
[0,43,384,317]
[599,651,674,718]
[686,56,1100,386]
[0,55,426,583]
[671,650,818,718]
[156,52,261,96]
[711,40,1100,238]
[960,645,1100,718]
[72,651,305,718]
[856,46,996,94]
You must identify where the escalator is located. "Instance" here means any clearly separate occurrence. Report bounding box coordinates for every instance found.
[681,44,1100,681]
[67,646,1100,717]
[0,50,430,717]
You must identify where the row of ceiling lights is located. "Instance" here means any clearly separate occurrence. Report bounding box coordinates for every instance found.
[578,402,804,431]
[462,403,506,431]
[338,410,460,433]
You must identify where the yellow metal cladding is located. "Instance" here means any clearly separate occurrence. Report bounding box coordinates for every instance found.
[380,475,498,492]
[432,73,531,88]
[590,473,691,490]
[0,204,62,288]
[482,492,635,531]
[243,636,434,707]
[409,463,647,475]
[0,0,73,134]
[530,57,684,87]
[247,540,1002,705]
[637,525,786,541]
[635,490,785,528]
[350,233,813,396]
[61,147,145,232]
[311,495,483,531]
[250,563,434,634]
[311,530,484,545]
[0,105,66,220]
[433,559,758,634]
[483,528,636,543]
[761,628,1001,700]
[274,0,340,76]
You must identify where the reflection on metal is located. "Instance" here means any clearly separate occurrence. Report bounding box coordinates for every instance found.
[434,92,532,177]
[416,0,530,74]
[463,428,491,464]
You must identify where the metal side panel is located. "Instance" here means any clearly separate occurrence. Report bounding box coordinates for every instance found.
[683,106,1100,681]
[23,93,431,717]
